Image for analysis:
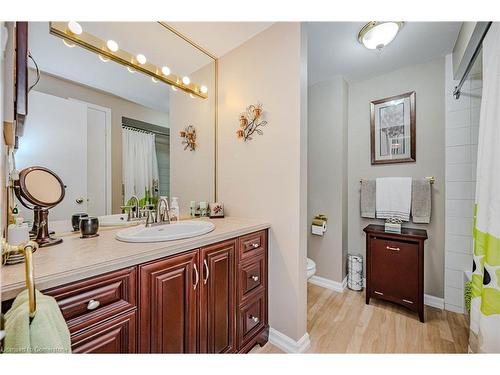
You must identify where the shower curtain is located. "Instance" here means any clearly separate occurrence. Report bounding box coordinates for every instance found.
[469,22,500,353]
[122,127,159,203]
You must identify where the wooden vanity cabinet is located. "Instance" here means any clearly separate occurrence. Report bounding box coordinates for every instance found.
[4,229,269,354]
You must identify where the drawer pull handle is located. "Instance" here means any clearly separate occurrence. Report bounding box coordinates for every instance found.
[193,263,199,290]
[386,246,400,251]
[374,291,384,296]
[250,275,259,282]
[402,299,414,304]
[249,315,260,323]
[87,299,100,310]
[203,259,209,285]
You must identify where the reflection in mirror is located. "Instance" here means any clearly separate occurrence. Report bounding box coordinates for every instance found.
[14,22,215,232]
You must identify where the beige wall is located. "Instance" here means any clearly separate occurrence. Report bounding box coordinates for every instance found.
[307,76,349,282]
[452,22,476,78]
[33,72,168,213]
[170,62,215,215]
[347,58,446,298]
[218,23,308,342]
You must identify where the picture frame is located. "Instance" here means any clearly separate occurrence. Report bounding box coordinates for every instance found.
[370,91,416,165]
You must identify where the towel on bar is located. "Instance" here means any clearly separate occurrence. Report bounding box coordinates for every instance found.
[4,289,71,353]
[360,179,376,218]
[412,178,432,223]
[376,177,412,221]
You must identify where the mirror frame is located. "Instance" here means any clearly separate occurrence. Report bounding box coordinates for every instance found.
[10,22,218,220]
[14,166,65,208]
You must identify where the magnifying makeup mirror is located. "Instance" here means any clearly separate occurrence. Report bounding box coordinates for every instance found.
[14,166,66,247]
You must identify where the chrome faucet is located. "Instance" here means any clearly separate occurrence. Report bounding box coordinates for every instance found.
[121,195,142,221]
[145,197,171,227]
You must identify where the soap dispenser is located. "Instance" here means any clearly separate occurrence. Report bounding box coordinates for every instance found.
[170,197,180,222]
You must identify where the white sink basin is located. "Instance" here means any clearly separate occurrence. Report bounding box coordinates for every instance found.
[115,220,215,243]
[98,214,134,227]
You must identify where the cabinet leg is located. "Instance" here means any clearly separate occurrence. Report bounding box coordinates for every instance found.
[419,308,425,323]
[365,293,370,305]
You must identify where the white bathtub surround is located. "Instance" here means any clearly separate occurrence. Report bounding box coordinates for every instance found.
[444,50,481,313]
[469,22,500,353]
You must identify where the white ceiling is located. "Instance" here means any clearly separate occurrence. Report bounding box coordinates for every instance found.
[167,22,274,57]
[307,22,462,84]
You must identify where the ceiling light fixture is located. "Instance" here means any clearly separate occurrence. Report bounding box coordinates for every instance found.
[106,39,119,52]
[358,21,403,50]
[67,21,82,35]
[182,76,191,85]
[136,54,147,65]
[161,66,171,76]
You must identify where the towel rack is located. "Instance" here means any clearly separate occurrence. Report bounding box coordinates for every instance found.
[360,176,435,184]
[1,240,38,322]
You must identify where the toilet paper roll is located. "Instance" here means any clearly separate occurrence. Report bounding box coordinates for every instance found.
[311,223,326,236]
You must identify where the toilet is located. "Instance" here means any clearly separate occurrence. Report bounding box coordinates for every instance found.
[307,257,316,280]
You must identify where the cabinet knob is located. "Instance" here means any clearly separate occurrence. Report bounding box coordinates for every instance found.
[249,315,260,323]
[87,299,100,310]
[251,275,259,282]
[252,243,259,249]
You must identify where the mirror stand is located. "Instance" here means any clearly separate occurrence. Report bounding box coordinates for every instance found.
[30,207,62,247]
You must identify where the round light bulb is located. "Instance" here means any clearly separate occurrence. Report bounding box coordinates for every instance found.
[67,21,82,35]
[127,67,136,74]
[63,39,75,48]
[151,77,158,83]
[182,76,191,85]
[360,22,401,50]
[171,86,178,92]
[136,54,147,65]
[200,85,208,94]
[98,54,110,62]
[106,40,119,52]
[161,66,171,76]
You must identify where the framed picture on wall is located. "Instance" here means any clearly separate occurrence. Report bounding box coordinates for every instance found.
[370,91,416,165]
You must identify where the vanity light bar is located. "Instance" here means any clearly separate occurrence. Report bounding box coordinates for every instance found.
[49,22,208,99]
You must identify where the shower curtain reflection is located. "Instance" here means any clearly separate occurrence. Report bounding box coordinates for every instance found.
[122,127,159,205]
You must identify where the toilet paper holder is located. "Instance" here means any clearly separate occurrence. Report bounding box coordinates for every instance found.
[312,214,327,236]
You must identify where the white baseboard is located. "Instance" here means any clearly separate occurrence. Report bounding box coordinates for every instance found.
[309,276,445,310]
[445,303,465,314]
[308,275,347,293]
[268,328,311,353]
[424,294,445,310]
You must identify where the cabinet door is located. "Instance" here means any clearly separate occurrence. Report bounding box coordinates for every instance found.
[71,311,136,354]
[370,238,419,303]
[139,250,199,353]
[199,239,236,353]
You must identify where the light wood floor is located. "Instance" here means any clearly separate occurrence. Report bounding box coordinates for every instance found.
[254,283,469,354]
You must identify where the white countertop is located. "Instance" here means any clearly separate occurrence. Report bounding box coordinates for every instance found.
[1,217,270,300]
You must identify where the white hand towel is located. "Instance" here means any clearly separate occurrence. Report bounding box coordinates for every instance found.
[376,177,412,221]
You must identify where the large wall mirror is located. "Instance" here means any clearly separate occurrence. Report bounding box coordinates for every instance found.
[14,22,216,226]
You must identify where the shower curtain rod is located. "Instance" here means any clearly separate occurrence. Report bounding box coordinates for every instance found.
[453,22,492,100]
[122,124,169,137]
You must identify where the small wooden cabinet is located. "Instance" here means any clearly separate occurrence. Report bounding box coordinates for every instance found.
[24,229,269,354]
[364,225,427,322]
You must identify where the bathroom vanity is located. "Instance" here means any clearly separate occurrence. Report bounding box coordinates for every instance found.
[1,218,270,353]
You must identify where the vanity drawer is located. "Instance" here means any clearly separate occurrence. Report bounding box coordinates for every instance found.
[238,255,265,303]
[237,293,266,349]
[239,230,266,261]
[45,267,137,333]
